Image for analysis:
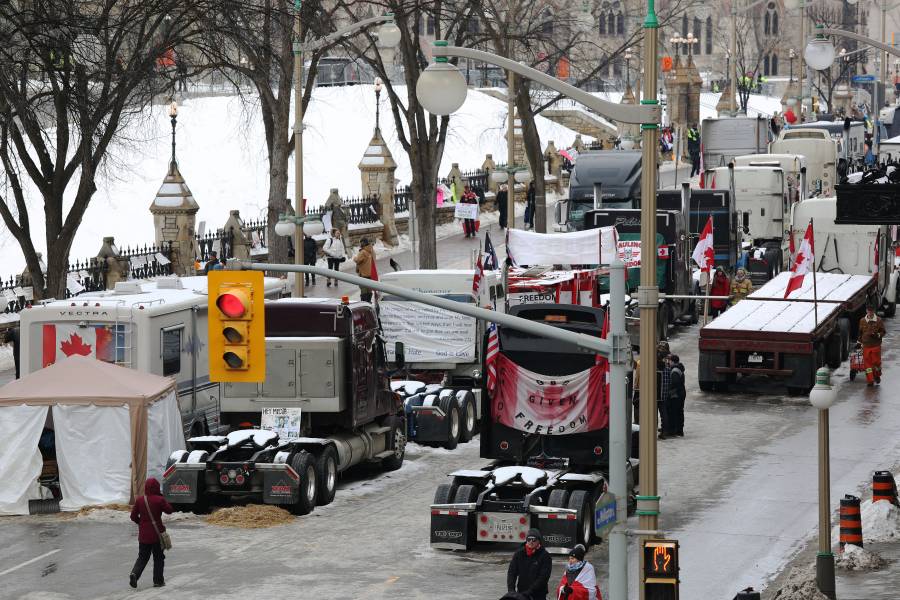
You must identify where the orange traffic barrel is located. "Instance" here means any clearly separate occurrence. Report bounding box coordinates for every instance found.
[839,494,863,550]
[873,471,899,506]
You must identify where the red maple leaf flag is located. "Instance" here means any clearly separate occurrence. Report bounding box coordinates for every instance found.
[60,333,93,357]
[691,216,715,272]
[784,220,815,299]
[471,253,484,303]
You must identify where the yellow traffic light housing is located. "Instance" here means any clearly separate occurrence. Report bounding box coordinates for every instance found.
[642,539,679,600]
[208,271,265,382]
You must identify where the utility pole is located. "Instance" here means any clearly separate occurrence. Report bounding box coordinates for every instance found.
[293,0,305,299]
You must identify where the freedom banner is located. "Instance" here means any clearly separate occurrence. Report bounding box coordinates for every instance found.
[492,354,608,435]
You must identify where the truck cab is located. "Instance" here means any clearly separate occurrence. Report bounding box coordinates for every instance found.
[700,116,771,170]
[558,150,642,230]
[770,128,838,196]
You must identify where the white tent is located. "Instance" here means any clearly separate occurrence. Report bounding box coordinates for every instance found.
[0,356,185,515]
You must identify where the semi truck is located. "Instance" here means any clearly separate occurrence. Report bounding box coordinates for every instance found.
[162,297,408,514]
[769,128,839,196]
[562,150,643,230]
[429,303,636,553]
[657,188,738,271]
[17,275,287,436]
[700,116,770,170]
[698,272,876,394]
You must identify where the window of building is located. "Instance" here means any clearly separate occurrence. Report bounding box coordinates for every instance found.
[608,12,615,35]
[693,17,701,52]
[542,9,553,35]
[771,53,779,75]
[161,326,183,377]
[427,15,435,35]
[763,55,770,76]
[772,12,779,35]
[599,14,606,35]
[617,12,624,35]
[764,12,770,35]
[682,14,688,37]
[706,17,713,54]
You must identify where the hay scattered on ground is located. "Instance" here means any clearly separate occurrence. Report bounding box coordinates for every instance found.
[76,503,132,515]
[205,504,294,528]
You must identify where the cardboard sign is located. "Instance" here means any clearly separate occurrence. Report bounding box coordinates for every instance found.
[261,407,302,440]
[380,300,476,363]
[454,203,479,220]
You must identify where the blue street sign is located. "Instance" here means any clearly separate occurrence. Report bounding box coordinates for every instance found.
[594,492,617,538]
[852,75,877,83]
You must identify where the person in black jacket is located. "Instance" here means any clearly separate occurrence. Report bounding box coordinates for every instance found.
[497,184,509,229]
[302,234,318,286]
[507,528,552,600]
[666,354,686,437]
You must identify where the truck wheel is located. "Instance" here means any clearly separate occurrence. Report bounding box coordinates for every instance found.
[698,381,714,392]
[314,446,339,506]
[433,483,457,505]
[547,488,570,509]
[453,484,480,503]
[826,332,842,369]
[839,319,851,360]
[381,416,406,472]
[458,391,477,443]
[567,490,592,547]
[438,395,461,450]
[165,450,189,470]
[289,451,317,516]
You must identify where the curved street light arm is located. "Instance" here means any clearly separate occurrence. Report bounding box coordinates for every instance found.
[302,14,395,53]
[820,27,900,60]
[431,45,660,125]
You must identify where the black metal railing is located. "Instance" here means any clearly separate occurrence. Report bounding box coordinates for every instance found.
[119,242,175,280]
[304,195,380,225]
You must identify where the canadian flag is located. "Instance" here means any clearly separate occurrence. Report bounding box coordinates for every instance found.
[42,324,117,368]
[784,220,815,299]
[691,216,715,272]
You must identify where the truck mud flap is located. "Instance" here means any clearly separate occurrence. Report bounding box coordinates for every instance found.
[411,406,448,443]
[261,467,299,505]
[163,467,200,504]
[536,514,579,554]
[430,509,470,550]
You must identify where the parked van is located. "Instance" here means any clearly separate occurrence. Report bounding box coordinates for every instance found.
[18,275,288,436]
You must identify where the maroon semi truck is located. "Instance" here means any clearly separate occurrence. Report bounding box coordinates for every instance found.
[163,298,408,515]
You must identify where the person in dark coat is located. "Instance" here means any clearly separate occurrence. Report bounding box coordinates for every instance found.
[666,354,686,437]
[525,181,536,230]
[302,233,318,286]
[687,124,701,177]
[507,528,552,600]
[129,478,173,589]
[656,341,672,439]
[497,184,509,229]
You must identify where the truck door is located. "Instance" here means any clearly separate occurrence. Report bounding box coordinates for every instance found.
[351,312,377,425]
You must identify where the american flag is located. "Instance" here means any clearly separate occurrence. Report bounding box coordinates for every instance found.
[484,232,499,270]
[471,253,484,303]
[485,322,499,395]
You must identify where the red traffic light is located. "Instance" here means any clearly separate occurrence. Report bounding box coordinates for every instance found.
[217,291,248,318]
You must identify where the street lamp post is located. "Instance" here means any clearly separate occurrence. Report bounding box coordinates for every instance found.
[168,99,178,170]
[809,368,838,599]
[415,16,660,596]
[289,7,401,298]
[374,76,383,132]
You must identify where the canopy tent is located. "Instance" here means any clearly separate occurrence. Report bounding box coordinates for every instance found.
[0,356,184,515]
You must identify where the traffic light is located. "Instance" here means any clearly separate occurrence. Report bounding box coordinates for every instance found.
[208,270,265,382]
[642,539,679,600]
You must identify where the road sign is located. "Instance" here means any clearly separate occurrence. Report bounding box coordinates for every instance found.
[852,75,876,83]
[594,492,617,538]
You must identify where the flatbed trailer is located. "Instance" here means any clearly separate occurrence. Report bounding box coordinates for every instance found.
[699,272,876,393]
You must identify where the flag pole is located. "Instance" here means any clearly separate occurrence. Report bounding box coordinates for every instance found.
[703,274,711,327]
[811,218,818,328]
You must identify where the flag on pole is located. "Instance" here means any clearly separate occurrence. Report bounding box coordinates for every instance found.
[699,144,706,188]
[485,322,499,395]
[784,220,815,298]
[691,216,715,272]
[484,232,499,270]
[788,227,796,270]
[472,253,484,302]
[875,230,880,274]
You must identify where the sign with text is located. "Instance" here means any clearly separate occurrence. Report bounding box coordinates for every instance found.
[594,492,617,538]
[454,203,479,220]
[261,407,302,440]
[380,299,476,363]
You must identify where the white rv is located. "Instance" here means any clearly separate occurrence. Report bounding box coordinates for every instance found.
[18,275,288,435]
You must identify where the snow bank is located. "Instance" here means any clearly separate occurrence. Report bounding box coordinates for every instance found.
[70,507,197,523]
[862,499,900,543]
[770,565,830,600]
[835,543,887,571]
[0,346,12,372]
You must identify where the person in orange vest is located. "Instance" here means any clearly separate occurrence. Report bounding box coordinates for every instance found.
[858,304,886,386]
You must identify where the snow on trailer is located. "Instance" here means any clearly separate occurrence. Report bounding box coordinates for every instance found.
[699,273,873,394]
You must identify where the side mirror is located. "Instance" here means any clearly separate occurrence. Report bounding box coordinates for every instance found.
[555,200,569,226]
[742,212,750,236]
[394,342,405,369]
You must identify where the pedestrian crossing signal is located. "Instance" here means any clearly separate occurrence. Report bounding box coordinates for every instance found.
[642,539,679,600]
[208,271,265,382]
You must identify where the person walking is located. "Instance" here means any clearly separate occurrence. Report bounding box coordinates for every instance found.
[203,251,219,275]
[525,181,536,230]
[859,304,886,387]
[709,267,731,317]
[506,528,552,600]
[461,185,478,238]
[497,184,509,230]
[656,341,672,439]
[353,238,376,303]
[129,478,173,589]
[302,233,318,286]
[666,354,686,437]
[687,124,701,178]
[730,268,753,306]
[556,544,602,600]
[323,229,346,287]
[324,188,348,241]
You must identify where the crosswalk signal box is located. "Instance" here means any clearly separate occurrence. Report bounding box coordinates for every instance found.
[208,271,265,382]
[642,539,679,600]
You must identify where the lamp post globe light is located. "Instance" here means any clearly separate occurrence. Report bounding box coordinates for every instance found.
[416,47,468,115]
[805,29,837,71]
[376,20,402,48]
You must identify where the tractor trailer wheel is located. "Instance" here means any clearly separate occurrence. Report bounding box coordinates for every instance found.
[289,451,317,516]
[438,395,461,450]
[314,446,339,506]
[568,490,593,547]
[381,416,407,472]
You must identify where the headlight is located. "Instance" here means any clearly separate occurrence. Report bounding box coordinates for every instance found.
[472,369,482,380]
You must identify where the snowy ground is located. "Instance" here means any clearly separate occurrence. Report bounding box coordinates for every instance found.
[0,85,582,274]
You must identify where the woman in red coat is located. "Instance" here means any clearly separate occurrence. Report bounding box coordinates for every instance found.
[709,267,731,317]
[129,478,173,589]
[556,544,602,600]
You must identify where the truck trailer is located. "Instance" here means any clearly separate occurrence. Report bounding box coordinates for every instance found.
[429,304,636,553]
[162,298,408,514]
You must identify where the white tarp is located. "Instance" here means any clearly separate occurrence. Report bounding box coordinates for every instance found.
[507,227,618,266]
[0,405,48,515]
[380,300,477,363]
[54,404,132,511]
[146,391,186,482]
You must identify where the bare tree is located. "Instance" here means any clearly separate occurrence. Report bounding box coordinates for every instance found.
[0,0,203,299]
